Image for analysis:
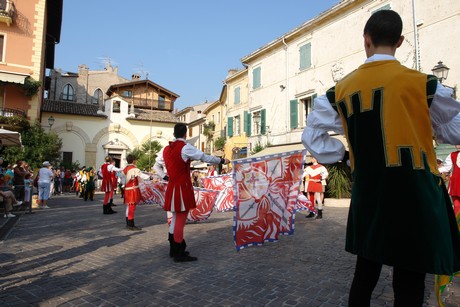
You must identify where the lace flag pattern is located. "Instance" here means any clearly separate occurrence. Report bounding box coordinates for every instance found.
[187,188,220,222]
[232,150,305,250]
[201,174,235,212]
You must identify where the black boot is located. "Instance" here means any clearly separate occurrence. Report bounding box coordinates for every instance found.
[103,205,108,214]
[127,219,142,231]
[172,241,197,262]
[316,209,323,219]
[109,198,117,206]
[107,203,117,214]
[169,233,189,257]
[305,212,315,218]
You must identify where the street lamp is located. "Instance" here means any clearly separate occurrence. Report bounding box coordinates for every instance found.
[48,116,55,130]
[431,61,450,83]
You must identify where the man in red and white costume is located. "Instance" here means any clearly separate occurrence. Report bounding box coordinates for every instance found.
[159,123,229,262]
[439,145,460,215]
[304,156,328,219]
[100,156,122,214]
[123,154,152,230]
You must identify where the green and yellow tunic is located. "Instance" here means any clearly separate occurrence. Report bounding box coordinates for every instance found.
[327,60,460,275]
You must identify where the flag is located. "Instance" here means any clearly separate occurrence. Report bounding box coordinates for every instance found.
[295,193,316,214]
[139,180,167,207]
[233,149,305,250]
[201,174,235,212]
[188,187,220,222]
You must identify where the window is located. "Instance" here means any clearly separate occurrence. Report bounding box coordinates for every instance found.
[0,0,6,10]
[62,84,74,101]
[252,67,261,89]
[300,94,316,127]
[123,90,132,98]
[299,42,312,71]
[372,3,391,14]
[234,86,240,104]
[217,112,220,124]
[158,95,165,109]
[92,88,103,105]
[0,35,4,62]
[113,101,121,113]
[189,126,193,137]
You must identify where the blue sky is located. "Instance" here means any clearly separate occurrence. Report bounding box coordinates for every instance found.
[55,0,340,111]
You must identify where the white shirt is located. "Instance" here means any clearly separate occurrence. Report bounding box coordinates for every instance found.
[38,167,54,183]
[154,139,222,177]
[301,54,460,164]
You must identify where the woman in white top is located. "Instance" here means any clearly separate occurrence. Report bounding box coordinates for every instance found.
[37,161,55,209]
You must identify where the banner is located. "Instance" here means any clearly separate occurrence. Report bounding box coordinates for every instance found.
[232,150,305,250]
[201,174,235,212]
[188,188,220,222]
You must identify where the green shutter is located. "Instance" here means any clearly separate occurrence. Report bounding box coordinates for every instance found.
[253,67,261,89]
[244,111,252,137]
[299,43,311,70]
[234,87,240,104]
[227,117,233,137]
[290,99,298,129]
[260,109,266,135]
[311,93,317,109]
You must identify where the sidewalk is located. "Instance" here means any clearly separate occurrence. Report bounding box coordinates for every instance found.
[0,194,458,306]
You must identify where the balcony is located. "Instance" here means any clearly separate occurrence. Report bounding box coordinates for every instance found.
[0,107,27,129]
[0,1,15,27]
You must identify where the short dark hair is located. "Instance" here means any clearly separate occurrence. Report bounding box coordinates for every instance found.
[363,10,402,47]
[105,156,113,163]
[126,154,136,164]
[174,123,187,138]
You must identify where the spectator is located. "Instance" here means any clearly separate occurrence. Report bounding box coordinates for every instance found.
[0,174,22,218]
[439,145,460,215]
[13,160,28,202]
[37,161,54,209]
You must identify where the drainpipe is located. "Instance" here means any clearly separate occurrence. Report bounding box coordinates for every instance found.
[412,0,420,71]
[282,36,289,137]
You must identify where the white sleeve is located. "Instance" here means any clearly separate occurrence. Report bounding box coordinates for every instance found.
[182,143,222,164]
[108,164,122,172]
[321,166,329,180]
[438,153,453,173]
[153,149,167,178]
[301,95,346,164]
[430,83,460,144]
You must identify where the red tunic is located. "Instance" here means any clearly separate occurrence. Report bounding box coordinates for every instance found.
[449,151,460,196]
[123,164,141,205]
[163,140,195,212]
[100,163,114,192]
[306,164,325,193]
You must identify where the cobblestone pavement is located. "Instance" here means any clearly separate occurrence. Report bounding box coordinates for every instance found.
[0,193,459,306]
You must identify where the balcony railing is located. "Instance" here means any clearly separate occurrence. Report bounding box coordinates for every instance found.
[0,107,25,117]
[0,0,15,27]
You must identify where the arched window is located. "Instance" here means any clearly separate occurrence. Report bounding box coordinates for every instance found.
[92,88,103,104]
[62,84,74,101]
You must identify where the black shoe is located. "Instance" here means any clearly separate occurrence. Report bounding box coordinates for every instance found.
[107,203,117,214]
[305,212,315,218]
[169,233,189,257]
[127,219,142,231]
[316,209,323,219]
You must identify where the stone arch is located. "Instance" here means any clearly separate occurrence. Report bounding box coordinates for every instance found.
[52,124,91,144]
[91,124,139,148]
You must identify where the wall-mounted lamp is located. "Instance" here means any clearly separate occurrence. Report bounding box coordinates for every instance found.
[280,85,286,91]
[47,116,55,131]
[431,61,450,84]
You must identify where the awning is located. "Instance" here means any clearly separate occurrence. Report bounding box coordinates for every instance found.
[0,128,22,146]
[0,72,29,84]
[250,143,307,158]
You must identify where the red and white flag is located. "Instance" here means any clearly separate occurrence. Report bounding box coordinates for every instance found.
[201,174,235,212]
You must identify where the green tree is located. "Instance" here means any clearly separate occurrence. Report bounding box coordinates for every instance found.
[1,123,62,169]
[128,140,162,171]
[251,142,266,155]
[214,136,226,150]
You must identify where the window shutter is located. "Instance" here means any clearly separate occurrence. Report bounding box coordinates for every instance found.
[253,67,261,89]
[227,117,233,137]
[299,43,312,70]
[244,111,251,137]
[234,87,240,104]
[290,99,298,129]
[260,109,266,135]
[312,93,317,109]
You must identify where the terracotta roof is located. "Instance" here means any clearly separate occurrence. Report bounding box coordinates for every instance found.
[42,99,107,117]
[129,108,180,123]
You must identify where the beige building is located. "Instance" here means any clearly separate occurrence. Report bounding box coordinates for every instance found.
[43,65,179,169]
[202,99,225,154]
[0,0,62,124]
[176,101,211,153]
[231,0,459,156]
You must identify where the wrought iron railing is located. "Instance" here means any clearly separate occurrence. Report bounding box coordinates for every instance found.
[0,107,25,117]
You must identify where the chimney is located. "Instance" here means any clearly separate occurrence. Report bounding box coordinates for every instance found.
[132,73,141,80]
